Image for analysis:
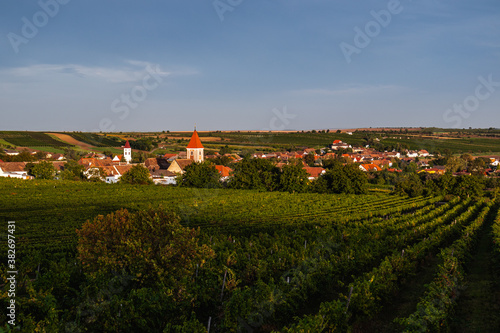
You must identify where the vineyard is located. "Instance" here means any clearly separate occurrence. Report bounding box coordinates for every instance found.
[1,178,499,331]
[0,132,73,148]
[65,132,125,147]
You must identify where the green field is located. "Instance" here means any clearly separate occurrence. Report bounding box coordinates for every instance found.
[1,178,500,332]
[0,131,73,148]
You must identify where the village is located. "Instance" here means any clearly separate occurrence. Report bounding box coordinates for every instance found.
[1,130,499,184]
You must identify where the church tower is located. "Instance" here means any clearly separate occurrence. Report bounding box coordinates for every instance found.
[123,140,132,164]
[186,128,204,162]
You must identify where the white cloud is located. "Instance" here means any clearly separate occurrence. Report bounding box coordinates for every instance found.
[1,61,174,83]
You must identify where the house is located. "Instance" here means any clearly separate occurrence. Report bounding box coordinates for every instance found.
[0,162,31,179]
[303,167,326,180]
[87,164,134,183]
[112,155,123,162]
[51,154,65,161]
[359,164,382,172]
[167,159,194,174]
[4,150,19,156]
[418,150,430,157]
[406,151,419,158]
[330,140,351,150]
[215,165,233,181]
[150,169,178,185]
[163,153,178,161]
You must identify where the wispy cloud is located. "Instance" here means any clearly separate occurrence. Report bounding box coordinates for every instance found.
[1,61,174,83]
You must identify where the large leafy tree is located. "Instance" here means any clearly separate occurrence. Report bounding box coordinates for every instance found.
[452,175,484,198]
[277,160,309,193]
[120,164,153,185]
[60,159,85,180]
[313,161,367,194]
[31,161,55,179]
[76,208,213,332]
[178,161,221,188]
[229,158,278,191]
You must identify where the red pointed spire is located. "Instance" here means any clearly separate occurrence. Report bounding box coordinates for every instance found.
[187,130,204,149]
[124,140,131,149]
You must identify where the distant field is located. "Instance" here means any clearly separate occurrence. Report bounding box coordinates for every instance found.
[0,130,499,155]
[0,131,73,148]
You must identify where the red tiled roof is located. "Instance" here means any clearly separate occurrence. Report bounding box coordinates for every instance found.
[187,130,204,149]
[303,167,325,178]
[215,165,232,177]
[124,140,131,149]
[360,164,382,171]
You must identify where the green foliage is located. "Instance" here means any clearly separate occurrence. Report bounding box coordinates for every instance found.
[313,161,368,194]
[31,161,56,179]
[219,144,232,155]
[178,161,221,188]
[394,173,424,197]
[304,152,316,166]
[74,208,214,331]
[277,160,309,193]
[120,165,153,185]
[60,160,85,180]
[229,158,278,191]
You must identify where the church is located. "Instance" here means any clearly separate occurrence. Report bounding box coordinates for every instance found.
[186,128,204,162]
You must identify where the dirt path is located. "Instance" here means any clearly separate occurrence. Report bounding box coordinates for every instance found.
[450,206,500,333]
[47,133,94,149]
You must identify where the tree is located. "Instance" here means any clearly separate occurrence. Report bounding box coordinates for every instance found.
[304,152,316,167]
[394,173,424,197]
[452,175,484,198]
[60,159,85,180]
[277,160,309,193]
[76,208,213,331]
[86,167,106,182]
[229,158,278,191]
[312,161,367,194]
[31,161,55,179]
[219,145,232,155]
[12,149,34,162]
[120,165,153,185]
[178,161,221,188]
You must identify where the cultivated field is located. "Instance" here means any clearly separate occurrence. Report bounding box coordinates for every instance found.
[1,178,499,331]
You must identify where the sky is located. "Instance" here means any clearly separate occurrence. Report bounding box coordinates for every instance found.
[0,0,499,132]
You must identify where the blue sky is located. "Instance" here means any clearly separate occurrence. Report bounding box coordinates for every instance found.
[1,0,499,131]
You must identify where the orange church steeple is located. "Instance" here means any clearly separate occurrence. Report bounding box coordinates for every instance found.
[186,128,204,162]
